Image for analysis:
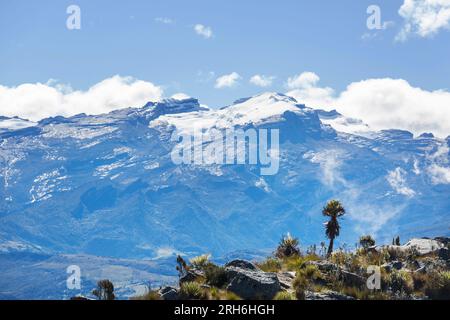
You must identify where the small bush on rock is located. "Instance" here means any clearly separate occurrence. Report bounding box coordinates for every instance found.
[275,233,300,258]
[274,291,296,300]
[179,282,207,300]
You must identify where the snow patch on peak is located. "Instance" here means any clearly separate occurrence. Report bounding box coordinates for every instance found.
[0,117,37,131]
[149,92,306,134]
[317,109,371,135]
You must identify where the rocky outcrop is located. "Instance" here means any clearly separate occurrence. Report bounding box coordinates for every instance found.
[225,260,281,300]
[307,260,339,273]
[277,272,296,290]
[306,290,354,300]
[159,286,178,300]
[339,270,366,289]
[403,238,444,255]
[225,259,258,271]
[381,261,404,272]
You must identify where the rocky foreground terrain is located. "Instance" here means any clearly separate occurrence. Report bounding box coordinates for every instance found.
[129,237,449,301]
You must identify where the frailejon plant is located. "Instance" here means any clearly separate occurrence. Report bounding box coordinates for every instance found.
[322,200,346,257]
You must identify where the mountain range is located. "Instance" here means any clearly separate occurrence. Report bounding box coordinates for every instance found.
[0,92,449,299]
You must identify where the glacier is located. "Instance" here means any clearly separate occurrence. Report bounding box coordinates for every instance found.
[0,92,449,299]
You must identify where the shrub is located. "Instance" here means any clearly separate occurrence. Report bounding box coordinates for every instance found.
[283,256,305,271]
[359,235,376,249]
[204,264,228,288]
[132,290,161,300]
[257,257,282,272]
[274,291,296,300]
[225,291,242,300]
[190,254,211,270]
[387,270,413,295]
[292,273,308,300]
[92,279,115,300]
[424,271,450,300]
[179,282,207,300]
[412,272,428,291]
[329,250,348,266]
[275,233,300,258]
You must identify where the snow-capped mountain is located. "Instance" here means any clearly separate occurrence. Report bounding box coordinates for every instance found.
[1,92,449,298]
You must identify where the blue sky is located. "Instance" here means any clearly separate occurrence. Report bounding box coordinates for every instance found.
[1,0,450,134]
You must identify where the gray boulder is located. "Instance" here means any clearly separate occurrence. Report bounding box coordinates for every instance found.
[382,261,404,272]
[306,290,355,300]
[179,270,202,284]
[225,264,281,300]
[225,259,258,270]
[159,286,178,300]
[307,260,339,273]
[402,238,444,255]
[339,270,366,288]
[277,271,296,290]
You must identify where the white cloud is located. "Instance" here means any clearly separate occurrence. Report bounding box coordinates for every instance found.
[194,24,213,39]
[387,167,416,197]
[249,75,275,87]
[428,164,450,183]
[397,0,450,41]
[0,75,163,121]
[426,144,450,184]
[214,72,241,89]
[336,78,450,137]
[155,17,174,24]
[171,93,191,100]
[287,71,320,89]
[286,72,335,108]
[286,73,450,137]
[303,149,346,187]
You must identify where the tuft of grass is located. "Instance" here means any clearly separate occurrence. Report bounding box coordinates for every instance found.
[179,282,207,300]
[273,291,296,300]
[208,287,241,300]
[190,254,211,270]
[386,270,414,295]
[204,263,228,288]
[132,290,162,300]
[424,271,450,300]
[257,257,282,272]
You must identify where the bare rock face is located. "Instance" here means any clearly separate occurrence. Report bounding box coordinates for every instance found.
[307,260,339,273]
[277,272,296,290]
[306,290,354,300]
[224,259,259,271]
[159,286,179,300]
[339,270,366,289]
[224,260,281,300]
[402,238,444,255]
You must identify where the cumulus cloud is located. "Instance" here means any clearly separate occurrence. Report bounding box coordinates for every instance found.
[287,72,320,89]
[0,75,163,121]
[286,72,335,108]
[397,0,450,41]
[286,72,450,137]
[194,24,213,39]
[249,75,275,87]
[214,72,241,89]
[336,78,450,137]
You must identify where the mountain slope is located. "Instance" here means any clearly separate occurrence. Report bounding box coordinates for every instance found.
[1,92,449,262]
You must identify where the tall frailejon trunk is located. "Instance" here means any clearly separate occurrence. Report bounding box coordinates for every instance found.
[327,237,334,257]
